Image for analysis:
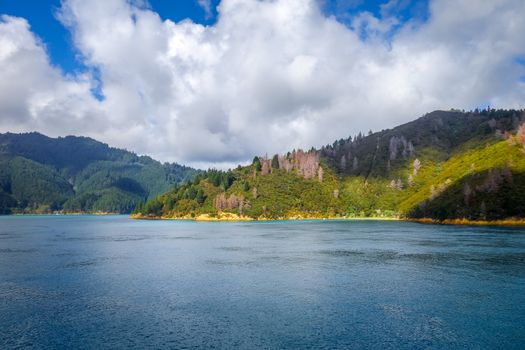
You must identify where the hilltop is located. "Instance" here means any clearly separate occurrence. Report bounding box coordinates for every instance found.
[0,132,200,214]
[134,109,525,222]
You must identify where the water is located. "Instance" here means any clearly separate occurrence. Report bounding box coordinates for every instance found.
[0,216,524,349]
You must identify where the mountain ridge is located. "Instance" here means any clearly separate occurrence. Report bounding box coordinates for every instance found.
[0,132,200,214]
[133,108,525,222]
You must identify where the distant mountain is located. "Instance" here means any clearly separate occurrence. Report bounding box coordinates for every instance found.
[134,109,525,222]
[0,132,200,214]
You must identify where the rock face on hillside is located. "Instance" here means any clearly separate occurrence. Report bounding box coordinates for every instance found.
[257,150,322,179]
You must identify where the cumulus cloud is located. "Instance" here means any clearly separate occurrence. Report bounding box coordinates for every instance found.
[0,15,103,133]
[1,0,525,168]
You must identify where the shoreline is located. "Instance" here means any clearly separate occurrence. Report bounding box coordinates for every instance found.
[5,213,525,227]
[132,213,525,227]
[407,218,525,227]
[130,212,400,222]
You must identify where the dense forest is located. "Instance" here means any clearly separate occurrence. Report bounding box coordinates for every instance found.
[0,132,200,214]
[134,109,525,222]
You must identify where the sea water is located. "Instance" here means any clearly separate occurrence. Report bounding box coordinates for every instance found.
[1,216,524,349]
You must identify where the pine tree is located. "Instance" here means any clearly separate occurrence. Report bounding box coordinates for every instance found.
[252,156,262,171]
[271,154,279,169]
[195,189,205,204]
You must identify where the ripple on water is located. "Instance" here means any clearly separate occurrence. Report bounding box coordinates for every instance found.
[0,248,37,254]
[0,233,17,240]
[60,256,128,269]
[318,249,366,257]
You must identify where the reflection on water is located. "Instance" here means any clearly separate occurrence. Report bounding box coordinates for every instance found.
[0,216,524,349]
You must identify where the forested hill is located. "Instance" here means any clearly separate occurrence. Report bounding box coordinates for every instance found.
[134,109,525,222]
[0,132,200,214]
[320,109,520,178]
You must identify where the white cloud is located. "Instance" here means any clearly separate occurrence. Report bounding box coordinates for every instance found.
[0,15,106,133]
[1,0,525,169]
[197,0,213,19]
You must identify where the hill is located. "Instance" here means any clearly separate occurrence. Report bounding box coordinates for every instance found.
[133,109,525,222]
[0,132,200,214]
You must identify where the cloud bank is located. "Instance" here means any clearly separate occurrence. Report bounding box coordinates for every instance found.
[1,0,525,168]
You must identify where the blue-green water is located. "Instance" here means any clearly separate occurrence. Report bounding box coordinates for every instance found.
[1,216,524,349]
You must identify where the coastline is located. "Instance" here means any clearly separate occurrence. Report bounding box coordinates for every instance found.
[131,212,400,222]
[406,217,525,227]
[131,213,525,227]
[6,213,525,227]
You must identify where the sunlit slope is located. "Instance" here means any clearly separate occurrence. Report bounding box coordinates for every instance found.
[400,140,525,220]
[134,109,525,221]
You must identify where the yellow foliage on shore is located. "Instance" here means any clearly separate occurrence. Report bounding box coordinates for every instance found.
[408,217,525,226]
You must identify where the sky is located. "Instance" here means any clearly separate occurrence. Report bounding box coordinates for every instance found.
[0,0,524,169]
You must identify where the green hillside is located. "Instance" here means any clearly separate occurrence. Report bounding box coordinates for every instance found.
[134,109,525,222]
[0,132,200,214]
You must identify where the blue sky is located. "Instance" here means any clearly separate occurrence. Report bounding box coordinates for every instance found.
[0,0,428,76]
[0,0,523,167]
